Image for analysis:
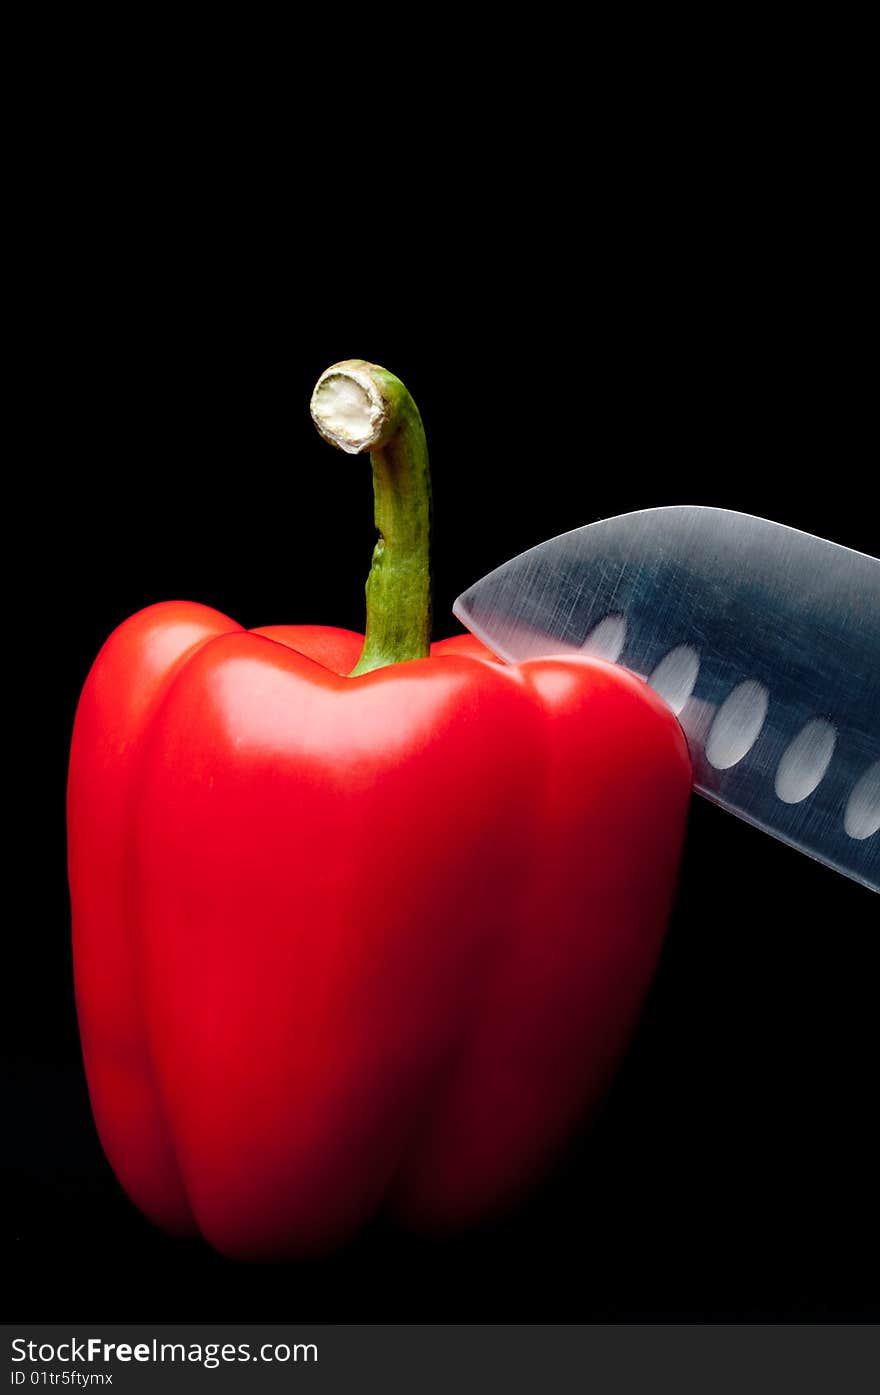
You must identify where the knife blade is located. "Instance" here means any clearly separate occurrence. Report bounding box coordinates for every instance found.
[453,506,879,892]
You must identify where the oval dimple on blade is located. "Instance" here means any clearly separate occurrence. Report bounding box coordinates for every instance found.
[454,506,880,892]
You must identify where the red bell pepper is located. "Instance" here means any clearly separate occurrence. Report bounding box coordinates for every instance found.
[67,360,691,1259]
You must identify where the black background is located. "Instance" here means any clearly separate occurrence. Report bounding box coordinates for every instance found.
[6,168,878,1323]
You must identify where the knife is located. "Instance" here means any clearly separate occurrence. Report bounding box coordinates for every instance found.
[453,506,879,893]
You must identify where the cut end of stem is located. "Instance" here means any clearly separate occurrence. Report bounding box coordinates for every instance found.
[310,360,390,455]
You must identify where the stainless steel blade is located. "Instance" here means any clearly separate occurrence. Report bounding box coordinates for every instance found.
[453,506,880,892]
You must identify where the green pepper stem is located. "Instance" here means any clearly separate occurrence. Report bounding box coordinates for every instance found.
[310,360,432,676]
